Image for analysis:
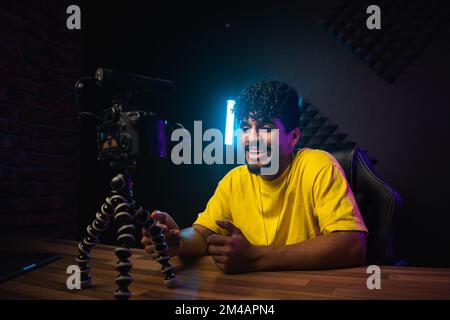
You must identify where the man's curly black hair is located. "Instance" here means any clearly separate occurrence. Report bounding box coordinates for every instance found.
[233,80,300,132]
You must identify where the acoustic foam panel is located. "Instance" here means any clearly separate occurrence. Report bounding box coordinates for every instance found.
[295,97,377,164]
[319,0,450,83]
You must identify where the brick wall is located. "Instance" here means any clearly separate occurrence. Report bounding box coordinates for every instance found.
[0,0,83,238]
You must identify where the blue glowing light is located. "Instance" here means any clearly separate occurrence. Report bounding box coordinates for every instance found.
[22,264,36,271]
[225,100,235,146]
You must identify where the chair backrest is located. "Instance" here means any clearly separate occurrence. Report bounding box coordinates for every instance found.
[326,145,402,265]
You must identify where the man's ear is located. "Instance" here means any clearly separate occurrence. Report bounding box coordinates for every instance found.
[289,127,301,150]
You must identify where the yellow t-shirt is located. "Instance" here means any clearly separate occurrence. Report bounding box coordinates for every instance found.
[193,148,368,246]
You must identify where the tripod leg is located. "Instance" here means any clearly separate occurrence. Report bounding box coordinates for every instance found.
[109,172,136,300]
[135,207,180,288]
[76,198,114,288]
[113,200,136,300]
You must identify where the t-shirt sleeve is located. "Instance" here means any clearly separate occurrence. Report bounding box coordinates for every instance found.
[193,175,232,235]
[313,158,368,235]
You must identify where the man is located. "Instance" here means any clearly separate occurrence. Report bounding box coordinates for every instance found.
[142,80,368,274]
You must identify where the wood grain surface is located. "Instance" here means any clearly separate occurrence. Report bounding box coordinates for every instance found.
[0,237,449,300]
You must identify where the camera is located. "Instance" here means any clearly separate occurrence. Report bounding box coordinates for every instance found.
[76,68,181,164]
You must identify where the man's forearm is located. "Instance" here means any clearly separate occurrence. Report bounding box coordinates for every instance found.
[253,231,367,271]
[177,226,209,258]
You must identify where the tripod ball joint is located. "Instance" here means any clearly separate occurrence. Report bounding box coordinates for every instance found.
[134,207,153,226]
[111,173,127,192]
[101,200,114,216]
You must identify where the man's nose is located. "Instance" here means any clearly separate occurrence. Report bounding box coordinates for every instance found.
[248,128,258,141]
[244,128,260,146]
[246,128,269,147]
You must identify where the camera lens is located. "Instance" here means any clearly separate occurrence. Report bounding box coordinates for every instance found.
[102,109,115,123]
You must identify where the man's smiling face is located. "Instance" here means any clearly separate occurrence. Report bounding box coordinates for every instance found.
[240,115,292,175]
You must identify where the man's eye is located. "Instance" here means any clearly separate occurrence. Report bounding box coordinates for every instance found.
[242,126,250,132]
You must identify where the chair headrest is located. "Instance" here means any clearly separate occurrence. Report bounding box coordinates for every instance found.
[325,145,358,186]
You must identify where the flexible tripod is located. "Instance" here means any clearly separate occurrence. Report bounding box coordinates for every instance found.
[75,162,179,299]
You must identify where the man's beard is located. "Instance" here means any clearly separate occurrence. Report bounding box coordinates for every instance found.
[247,164,262,174]
[245,145,272,175]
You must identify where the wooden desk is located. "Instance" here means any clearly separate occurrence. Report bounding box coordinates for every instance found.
[0,237,449,300]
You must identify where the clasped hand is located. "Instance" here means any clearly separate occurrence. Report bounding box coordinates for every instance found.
[207,220,260,274]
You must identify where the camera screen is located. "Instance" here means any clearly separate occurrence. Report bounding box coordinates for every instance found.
[98,125,121,155]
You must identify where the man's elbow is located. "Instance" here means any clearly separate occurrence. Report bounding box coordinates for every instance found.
[348,232,367,266]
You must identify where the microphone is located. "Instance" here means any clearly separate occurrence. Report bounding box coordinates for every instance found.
[94,67,175,94]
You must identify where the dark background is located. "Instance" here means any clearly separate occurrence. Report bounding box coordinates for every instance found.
[1,0,449,267]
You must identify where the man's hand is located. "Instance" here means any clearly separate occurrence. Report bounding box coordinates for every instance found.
[206,220,260,274]
[141,210,181,258]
